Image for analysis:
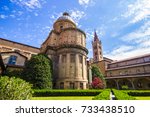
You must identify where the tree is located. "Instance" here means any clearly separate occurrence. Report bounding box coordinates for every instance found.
[91,77,104,89]
[91,66,104,80]
[0,76,32,100]
[91,66,106,89]
[23,54,52,89]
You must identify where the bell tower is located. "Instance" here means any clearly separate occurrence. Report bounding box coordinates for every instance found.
[92,31,103,62]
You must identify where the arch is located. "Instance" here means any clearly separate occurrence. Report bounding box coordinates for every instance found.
[118,79,132,89]
[106,79,117,89]
[133,78,150,89]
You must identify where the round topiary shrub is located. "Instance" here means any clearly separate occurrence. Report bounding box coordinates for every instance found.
[0,76,32,100]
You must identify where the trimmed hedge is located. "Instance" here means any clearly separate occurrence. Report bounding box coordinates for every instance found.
[92,89,110,100]
[33,90,102,97]
[112,89,135,100]
[124,90,150,96]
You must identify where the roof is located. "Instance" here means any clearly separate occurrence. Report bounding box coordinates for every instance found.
[0,51,28,60]
[108,53,150,65]
[0,38,40,50]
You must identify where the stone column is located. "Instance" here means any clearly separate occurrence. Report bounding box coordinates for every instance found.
[82,56,85,80]
[83,82,86,89]
[66,53,70,78]
[130,78,135,90]
[75,54,79,78]
[115,79,119,90]
[88,66,92,84]
[58,54,62,78]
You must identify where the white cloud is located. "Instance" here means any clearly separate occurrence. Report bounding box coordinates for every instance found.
[0,14,7,19]
[78,0,94,7]
[107,20,150,60]
[10,0,43,10]
[10,14,16,18]
[121,21,150,46]
[123,0,150,24]
[104,45,150,60]
[70,10,86,25]
[2,6,9,11]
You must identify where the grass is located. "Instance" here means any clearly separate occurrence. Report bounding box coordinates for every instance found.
[32,96,94,100]
[135,96,150,100]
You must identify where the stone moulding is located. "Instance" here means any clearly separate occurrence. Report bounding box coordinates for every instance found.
[45,44,88,54]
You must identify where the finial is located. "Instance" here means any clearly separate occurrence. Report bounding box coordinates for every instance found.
[63,12,70,16]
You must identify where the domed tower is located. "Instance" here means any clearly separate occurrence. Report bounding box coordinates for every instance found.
[41,12,88,89]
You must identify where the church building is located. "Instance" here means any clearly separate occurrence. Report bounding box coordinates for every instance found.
[0,12,150,89]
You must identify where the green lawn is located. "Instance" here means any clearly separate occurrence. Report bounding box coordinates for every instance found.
[135,96,150,100]
[32,96,94,100]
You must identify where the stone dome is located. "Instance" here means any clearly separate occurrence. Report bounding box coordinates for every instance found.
[55,12,75,24]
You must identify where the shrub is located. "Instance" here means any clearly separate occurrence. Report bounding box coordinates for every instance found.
[92,66,104,80]
[125,90,150,96]
[121,85,128,90]
[112,89,135,100]
[33,89,102,97]
[23,54,52,89]
[91,77,104,89]
[92,89,110,100]
[5,69,23,78]
[0,76,32,100]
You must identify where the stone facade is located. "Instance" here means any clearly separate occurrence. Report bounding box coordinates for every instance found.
[91,32,150,89]
[41,12,88,89]
[1,52,27,66]
[0,38,40,59]
[106,54,150,89]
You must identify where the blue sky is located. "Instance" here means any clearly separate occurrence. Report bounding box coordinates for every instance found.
[0,0,150,60]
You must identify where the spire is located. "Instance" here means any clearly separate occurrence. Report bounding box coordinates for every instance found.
[94,30,101,43]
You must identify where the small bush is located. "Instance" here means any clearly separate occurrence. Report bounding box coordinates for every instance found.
[33,89,102,97]
[125,90,150,96]
[92,89,110,100]
[0,76,32,100]
[121,85,128,90]
[112,89,135,100]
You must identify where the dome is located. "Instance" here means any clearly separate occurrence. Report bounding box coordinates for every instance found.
[55,12,75,24]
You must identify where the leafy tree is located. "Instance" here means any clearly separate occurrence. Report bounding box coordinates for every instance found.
[0,76,32,100]
[91,77,104,89]
[23,54,52,89]
[91,66,104,80]
[91,66,106,88]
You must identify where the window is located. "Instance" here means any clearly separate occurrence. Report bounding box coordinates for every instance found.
[60,25,63,30]
[95,52,97,55]
[8,55,17,65]
[79,55,82,64]
[60,82,64,89]
[136,69,140,73]
[70,82,74,89]
[70,54,75,63]
[62,55,66,63]
[125,71,128,75]
[80,83,83,89]
[119,71,122,75]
